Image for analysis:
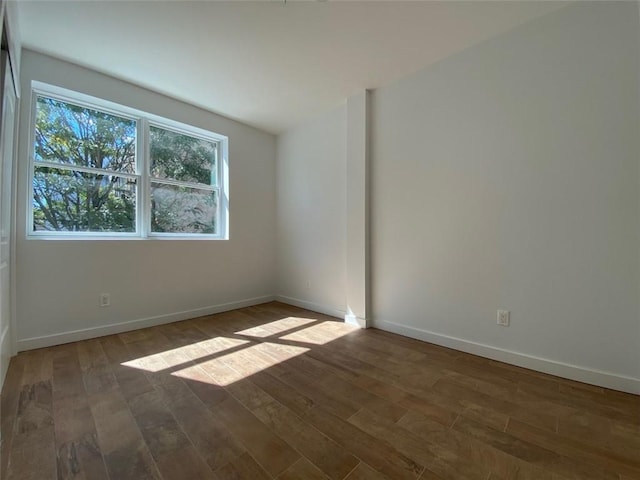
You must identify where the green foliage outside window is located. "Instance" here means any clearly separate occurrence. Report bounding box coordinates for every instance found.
[149,126,218,234]
[33,96,219,234]
[33,97,136,232]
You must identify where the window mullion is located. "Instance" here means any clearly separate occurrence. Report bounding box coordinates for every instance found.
[33,161,139,179]
[139,118,150,238]
[149,177,216,191]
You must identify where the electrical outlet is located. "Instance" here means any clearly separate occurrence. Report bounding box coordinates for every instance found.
[100,293,111,307]
[306,280,311,290]
[497,309,510,326]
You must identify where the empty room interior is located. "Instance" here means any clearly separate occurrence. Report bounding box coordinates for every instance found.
[0,0,638,479]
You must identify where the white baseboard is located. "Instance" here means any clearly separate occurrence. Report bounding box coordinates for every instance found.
[275,295,346,320]
[17,295,276,352]
[375,319,640,395]
[345,313,368,329]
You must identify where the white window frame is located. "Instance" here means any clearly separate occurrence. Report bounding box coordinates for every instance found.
[27,81,229,240]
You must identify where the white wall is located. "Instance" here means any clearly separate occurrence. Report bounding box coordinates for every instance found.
[371,2,640,390]
[15,50,277,349]
[276,105,347,317]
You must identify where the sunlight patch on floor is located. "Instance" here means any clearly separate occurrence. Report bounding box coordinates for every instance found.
[171,342,309,386]
[121,337,250,372]
[120,318,353,386]
[234,316,317,338]
[280,320,357,345]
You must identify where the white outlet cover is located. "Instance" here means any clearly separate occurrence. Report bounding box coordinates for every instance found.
[497,309,510,326]
[100,293,111,307]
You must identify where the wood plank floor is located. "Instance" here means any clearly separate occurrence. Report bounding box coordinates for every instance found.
[1,301,639,480]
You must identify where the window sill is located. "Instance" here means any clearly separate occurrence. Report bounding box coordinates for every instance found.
[26,234,228,241]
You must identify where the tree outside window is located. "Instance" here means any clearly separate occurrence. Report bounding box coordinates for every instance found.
[32,93,223,237]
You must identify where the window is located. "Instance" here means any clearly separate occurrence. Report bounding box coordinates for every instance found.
[33,97,138,233]
[149,126,218,235]
[29,83,228,239]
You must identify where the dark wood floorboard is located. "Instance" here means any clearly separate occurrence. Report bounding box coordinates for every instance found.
[1,301,639,479]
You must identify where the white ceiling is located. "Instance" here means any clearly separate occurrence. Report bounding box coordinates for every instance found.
[16,1,566,134]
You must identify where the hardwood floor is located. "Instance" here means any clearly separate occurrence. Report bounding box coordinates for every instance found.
[1,301,638,480]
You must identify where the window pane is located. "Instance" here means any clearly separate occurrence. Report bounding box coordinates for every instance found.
[150,126,217,185]
[151,182,217,234]
[33,166,137,232]
[35,96,136,174]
